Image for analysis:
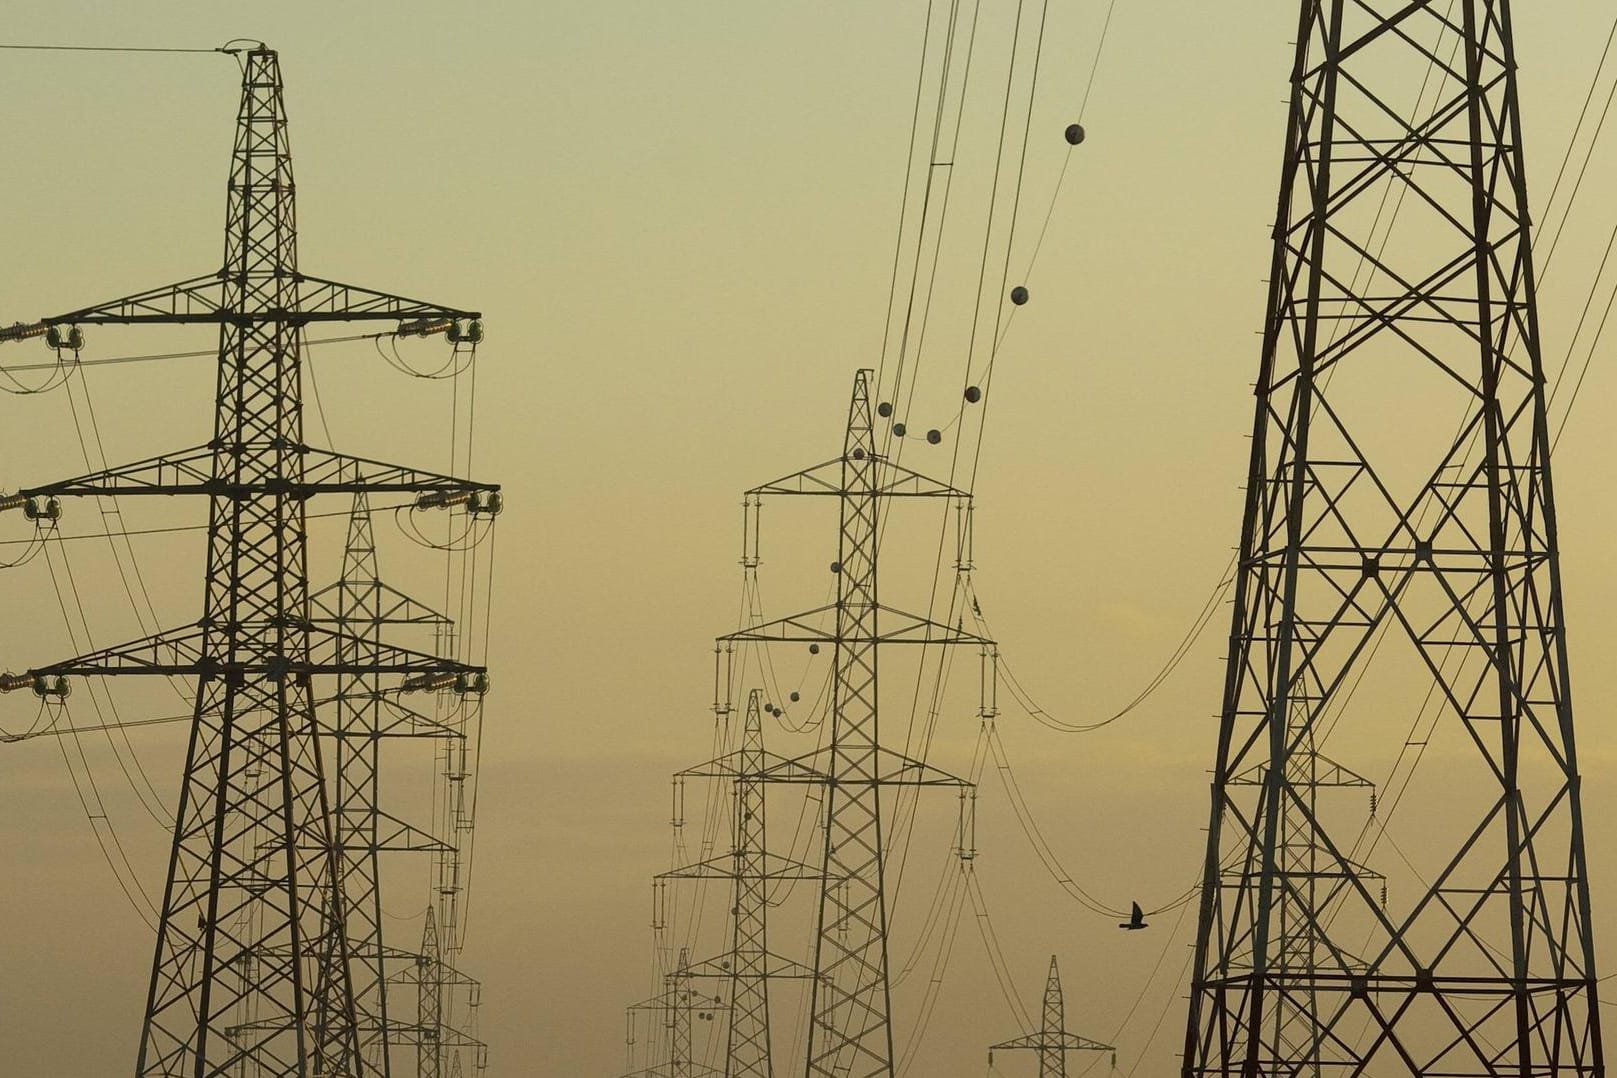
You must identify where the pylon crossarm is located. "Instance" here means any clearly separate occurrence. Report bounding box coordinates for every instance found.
[7,445,497,501]
[990,1033,1114,1053]
[8,622,485,681]
[748,456,970,499]
[310,578,452,626]
[16,273,229,328]
[293,273,479,322]
[676,746,823,780]
[658,850,828,882]
[0,273,479,331]
[685,949,816,981]
[720,602,992,646]
[305,807,450,854]
[756,744,972,787]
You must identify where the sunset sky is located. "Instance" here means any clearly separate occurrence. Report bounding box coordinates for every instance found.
[3,3,1617,1076]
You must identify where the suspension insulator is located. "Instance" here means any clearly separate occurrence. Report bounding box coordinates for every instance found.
[0,672,34,693]
[0,321,48,343]
[0,493,28,515]
[415,489,473,511]
[401,670,459,694]
[397,317,454,338]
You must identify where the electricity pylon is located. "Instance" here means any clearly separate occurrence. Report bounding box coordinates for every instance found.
[625,948,727,1078]
[988,957,1113,1078]
[1184,4,1603,1075]
[386,906,487,1078]
[0,46,498,1077]
[309,493,487,1075]
[666,688,819,1078]
[721,369,986,1077]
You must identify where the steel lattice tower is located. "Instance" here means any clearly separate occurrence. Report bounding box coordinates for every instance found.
[664,687,818,1078]
[1183,3,1603,1075]
[0,46,497,1077]
[310,493,486,1076]
[721,370,983,1077]
[988,957,1113,1078]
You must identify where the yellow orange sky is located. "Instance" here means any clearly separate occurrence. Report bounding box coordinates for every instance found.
[4,2,1617,1076]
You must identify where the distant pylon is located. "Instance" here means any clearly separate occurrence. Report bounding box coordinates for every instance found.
[988,957,1113,1078]
[624,948,726,1078]
[720,369,986,1077]
[387,905,486,1076]
[0,45,498,1077]
[1183,3,1603,1074]
[310,492,487,1076]
[664,688,820,1078]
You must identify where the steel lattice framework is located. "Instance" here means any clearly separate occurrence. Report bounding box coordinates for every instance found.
[310,494,486,1076]
[721,370,984,1077]
[1183,3,1603,1075]
[0,47,497,1077]
[664,688,819,1078]
[988,957,1112,1078]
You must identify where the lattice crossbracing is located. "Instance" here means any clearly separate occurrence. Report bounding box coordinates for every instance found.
[0,46,498,1078]
[1184,4,1603,1076]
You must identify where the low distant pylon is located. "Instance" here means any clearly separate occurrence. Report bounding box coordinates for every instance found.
[988,957,1113,1078]
[665,688,820,1078]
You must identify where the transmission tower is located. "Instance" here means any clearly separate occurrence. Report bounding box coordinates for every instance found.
[665,687,819,1078]
[719,369,986,1077]
[310,492,488,1076]
[987,957,1113,1078]
[1183,4,1603,1075]
[386,905,487,1078]
[625,948,727,1078]
[0,46,498,1077]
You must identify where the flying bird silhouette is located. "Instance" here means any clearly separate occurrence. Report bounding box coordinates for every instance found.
[1119,902,1149,931]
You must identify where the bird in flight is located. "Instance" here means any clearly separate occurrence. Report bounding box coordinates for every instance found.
[1119,902,1149,931]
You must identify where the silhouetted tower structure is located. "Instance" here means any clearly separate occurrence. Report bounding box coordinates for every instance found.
[1184,4,1602,1075]
[721,370,983,1077]
[0,46,497,1077]
[625,948,725,1078]
[388,905,486,1078]
[310,493,485,1076]
[666,688,819,1078]
[988,957,1112,1078]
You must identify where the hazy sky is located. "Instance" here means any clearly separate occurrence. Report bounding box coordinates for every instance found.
[4,3,1617,1076]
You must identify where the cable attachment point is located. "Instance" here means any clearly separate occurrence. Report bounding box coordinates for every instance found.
[44,325,84,353]
[446,319,484,346]
[23,497,62,522]
[413,489,503,516]
[0,494,61,520]
[0,672,68,698]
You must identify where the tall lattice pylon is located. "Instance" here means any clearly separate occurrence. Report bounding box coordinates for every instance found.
[988,957,1113,1078]
[0,46,498,1077]
[721,369,985,1077]
[1183,4,1602,1075]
